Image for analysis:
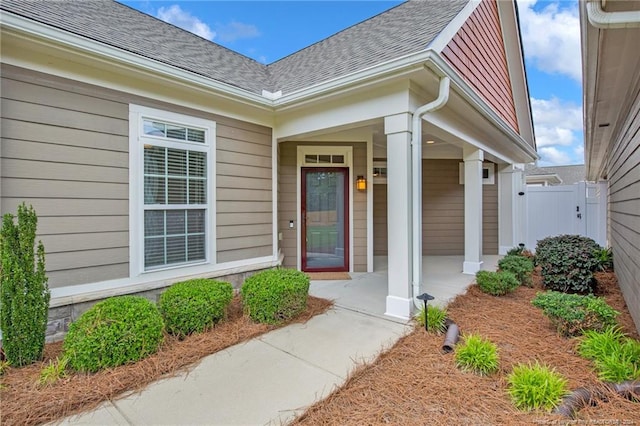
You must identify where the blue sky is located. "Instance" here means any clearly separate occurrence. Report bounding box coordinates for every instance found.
[121,0,584,166]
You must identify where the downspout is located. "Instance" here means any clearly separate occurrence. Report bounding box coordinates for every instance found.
[411,74,450,309]
[586,0,640,28]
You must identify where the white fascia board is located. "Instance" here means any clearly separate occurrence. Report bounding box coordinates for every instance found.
[427,52,538,163]
[0,12,272,110]
[427,0,482,52]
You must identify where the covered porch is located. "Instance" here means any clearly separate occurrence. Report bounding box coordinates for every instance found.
[309,255,501,320]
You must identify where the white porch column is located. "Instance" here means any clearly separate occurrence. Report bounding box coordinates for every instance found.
[384,113,413,320]
[498,164,526,254]
[463,146,483,274]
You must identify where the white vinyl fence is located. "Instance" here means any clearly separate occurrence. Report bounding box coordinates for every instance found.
[526,182,607,251]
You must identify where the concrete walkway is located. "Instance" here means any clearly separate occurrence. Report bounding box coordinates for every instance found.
[52,307,411,426]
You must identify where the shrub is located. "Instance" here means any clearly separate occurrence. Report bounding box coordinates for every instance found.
[475,270,519,296]
[594,246,614,272]
[498,255,534,287]
[534,235,600,293]
[506,245,526,257]
[63,296,164,372]
[415,304,447,334]
[159,279,233,338]
[578,327,640,382]
[531,291,619,337]
[507,362,569,411]
[241,268,310,324]
[454,334,499,376]
[0,203,50,366]
[0,359,10,376]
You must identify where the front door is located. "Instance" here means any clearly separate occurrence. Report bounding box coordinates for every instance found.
[301,168,349,272]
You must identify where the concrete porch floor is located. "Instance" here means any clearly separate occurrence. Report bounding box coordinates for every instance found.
[309,255,501,320]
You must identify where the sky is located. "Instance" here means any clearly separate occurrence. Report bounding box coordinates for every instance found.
[121,0,584,167]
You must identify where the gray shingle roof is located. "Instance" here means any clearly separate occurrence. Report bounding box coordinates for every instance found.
[525,164,586,185]
[1,0,469,95]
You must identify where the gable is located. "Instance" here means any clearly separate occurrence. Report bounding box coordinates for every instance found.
[441,0,519,132]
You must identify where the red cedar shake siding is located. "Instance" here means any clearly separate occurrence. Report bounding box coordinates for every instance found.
[442,0,519,132]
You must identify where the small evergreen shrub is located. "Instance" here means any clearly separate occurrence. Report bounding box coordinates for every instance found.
[0,203,50,366]
[531,291,619,337]
[506,245,526,257]
[498,255,534,287]
[63,296,164,372]
[594,246,614,271]
[454,334,499,376]
[507,362,568,411]
[0,359,10,375]
[415,304,447,334]
[159,279,233,338]
[534,235,600,293]
[475,270,519,296]
[241,268,310,325]
[578,327,640,382]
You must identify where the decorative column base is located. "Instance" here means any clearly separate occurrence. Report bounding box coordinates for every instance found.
[385,295,413,320]
[463,260,483,275]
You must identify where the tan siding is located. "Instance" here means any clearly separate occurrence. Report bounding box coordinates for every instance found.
[1,67,130,288]
[373,159,498,256]
[607,86,640,330]
[1,64,274,289]
[441,0,519,133]
[278,141,368,271]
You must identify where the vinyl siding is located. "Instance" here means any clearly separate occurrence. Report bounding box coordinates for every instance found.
[441,0,519,133]
[607,86,640,330]
[278,142,368,272]
[373,159,498,255]
[0,64,272,288]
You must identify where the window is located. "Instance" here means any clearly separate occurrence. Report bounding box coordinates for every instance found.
[131,105,215,273]
[373,160,387,184]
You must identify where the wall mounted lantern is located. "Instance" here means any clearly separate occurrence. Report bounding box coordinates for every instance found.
[356,175,367,191]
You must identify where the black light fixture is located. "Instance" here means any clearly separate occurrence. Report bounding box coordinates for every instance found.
[417,293,434,332]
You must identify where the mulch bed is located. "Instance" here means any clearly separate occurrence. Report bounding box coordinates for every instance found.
[0,295,333,426]
[293,269,640,426]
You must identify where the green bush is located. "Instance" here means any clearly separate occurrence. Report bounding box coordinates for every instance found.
[63,296,164,372]
[498,255,534,287]
[241,268,310,325]
[0,203,50,366]
[454,334,499,376]
[531,291,619,337]
[507,362,569,411]
[475,270,519,296]
[506,245,526,257]
[578,327,640,382]
[415,304,447,334]
[594,246,614,272]
[535,235,600,293]
[159,279,233,338]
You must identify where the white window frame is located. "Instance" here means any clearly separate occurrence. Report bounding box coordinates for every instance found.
[372,160,388,184]
[129,104,216,277]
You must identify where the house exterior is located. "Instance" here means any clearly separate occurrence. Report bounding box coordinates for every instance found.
[580,0,640,333]
[0,0,536,339]
[525,164,586,186]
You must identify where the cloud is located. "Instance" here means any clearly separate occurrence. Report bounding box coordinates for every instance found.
[215,21,260,43]
[157,5,215,40]
[538,147,571,166]
[530,97,582,148]
[517,0,581,82]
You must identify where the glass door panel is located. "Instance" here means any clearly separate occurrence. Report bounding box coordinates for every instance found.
[302,168,349,272]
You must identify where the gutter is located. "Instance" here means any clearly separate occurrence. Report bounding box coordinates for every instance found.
[411,73,450,310]
[586,0,640,28]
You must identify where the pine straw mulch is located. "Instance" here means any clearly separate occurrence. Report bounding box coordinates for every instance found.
[293,270,640,426]
[0,295,333,426]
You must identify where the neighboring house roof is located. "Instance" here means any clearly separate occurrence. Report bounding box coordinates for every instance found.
[525,164,586,185]
[0,0,469,96]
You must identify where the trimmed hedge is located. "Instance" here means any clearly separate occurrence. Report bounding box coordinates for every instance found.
[63,296,164,372]
[531,291,619,337]
[535,235,600,293]
[498,255,534,287]
[159,279,234,338]
[475,270,519,296]
[241,268,310,324]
